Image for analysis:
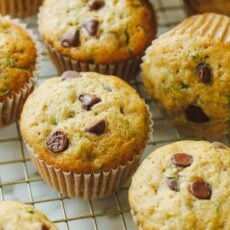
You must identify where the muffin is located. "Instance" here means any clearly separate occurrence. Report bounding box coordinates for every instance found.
[20,71,152,199]
[0,200,57,229]
[142,13,230,137]
[38,0,156,81]
[0,0,43,18]
[129,140,230,230]
[0,16,39,128]
[184,0,230,16]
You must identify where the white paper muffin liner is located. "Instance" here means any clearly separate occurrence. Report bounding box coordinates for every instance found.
[25,105,153,199]
[161,13,230,43]
[0,0,43,18]
[45,42,142,81]
[0,16,42,128]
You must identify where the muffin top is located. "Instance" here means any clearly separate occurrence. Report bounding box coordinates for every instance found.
[0,201,57,230]
[38,0,156,64]
[129,140,230,230]
[20,71,150,173]
[0,17,37,102]
[142,13,230,136]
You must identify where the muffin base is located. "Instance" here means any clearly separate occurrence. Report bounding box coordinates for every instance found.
[28,144,142,199]
[45,42,142,81]
[0,78,36,128]
[0,0,43,18]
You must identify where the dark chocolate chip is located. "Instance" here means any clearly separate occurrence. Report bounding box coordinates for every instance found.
[212,142,228,149]
[189,180,212,199]
[88,0,105,10]
[61,29,80,48]
[167,178,179,192]
[46,131,69,153]
[185,105,209,123]
[85,120,106,135]
[39,225,49,230]
[79,94,101,110]
[61,71,81,81]
[171,153,193,167]
[83,20,99,36]
[196,63,212,84]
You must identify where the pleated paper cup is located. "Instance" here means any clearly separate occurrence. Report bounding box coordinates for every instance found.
[161,13,230,43]
[25,106,153,199]
[0,16,42,128]
[45,42,142,82]
[0,0,43,18]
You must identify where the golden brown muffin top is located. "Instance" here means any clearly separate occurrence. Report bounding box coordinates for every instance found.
[38,0,156,64]
[142,13,230,137]
[20,72,151,173]
[0,201,57,230]
[129,140,230,230]
[0,18,37,102]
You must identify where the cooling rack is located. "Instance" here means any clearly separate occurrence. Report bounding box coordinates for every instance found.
[1,0,229,229]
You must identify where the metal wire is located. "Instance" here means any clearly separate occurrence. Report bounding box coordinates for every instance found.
[1,0,227,229]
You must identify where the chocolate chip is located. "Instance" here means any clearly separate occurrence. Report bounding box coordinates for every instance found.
[212,142,228,149]
[46,131,69,153]
[88,0,105,10]
[185,105,209,123]
[171,153,193,167]
[196,63,212,84]
[84,20,99,36]
[61,71,81,81]
[85,120,106,135]
[189,180,212,199]
[61,29,80,48]
[167,178,179,192]
[39,225,49,230]
[79,94,101,110]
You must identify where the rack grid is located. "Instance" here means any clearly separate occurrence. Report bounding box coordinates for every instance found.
[0,0,229,229]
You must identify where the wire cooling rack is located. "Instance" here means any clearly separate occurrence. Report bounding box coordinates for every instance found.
[1,0,229,229]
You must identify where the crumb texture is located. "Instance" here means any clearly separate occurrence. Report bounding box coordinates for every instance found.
[20,72,150,173]
[0,201,57,230]
[129,140,230,230]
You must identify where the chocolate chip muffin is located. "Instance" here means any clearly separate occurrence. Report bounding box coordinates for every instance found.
[20,71,152,199]
[0,201,57,229]
[184,0,230,16]
[142,13,230,137]
[0,0,43,18]
[0,16,39,128]
[129,140,230,230]
[38,0,156,80]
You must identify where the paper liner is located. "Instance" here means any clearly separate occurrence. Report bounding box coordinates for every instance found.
[0,16,42,128]
[25,105,153,199]
[0,0,43,18]
[45,42,142,81]
[161,13,230,43]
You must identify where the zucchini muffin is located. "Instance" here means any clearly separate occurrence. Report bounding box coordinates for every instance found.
[0,201,57,230]
[0,0,43,18]
[20,71,152,199]
[38,0,156,80]
[142,13,230,137]
[0,16,38,128]
[184,0,230,16]
[129,140,230,230]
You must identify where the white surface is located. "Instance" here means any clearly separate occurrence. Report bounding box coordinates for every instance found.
[1,0,228,229]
